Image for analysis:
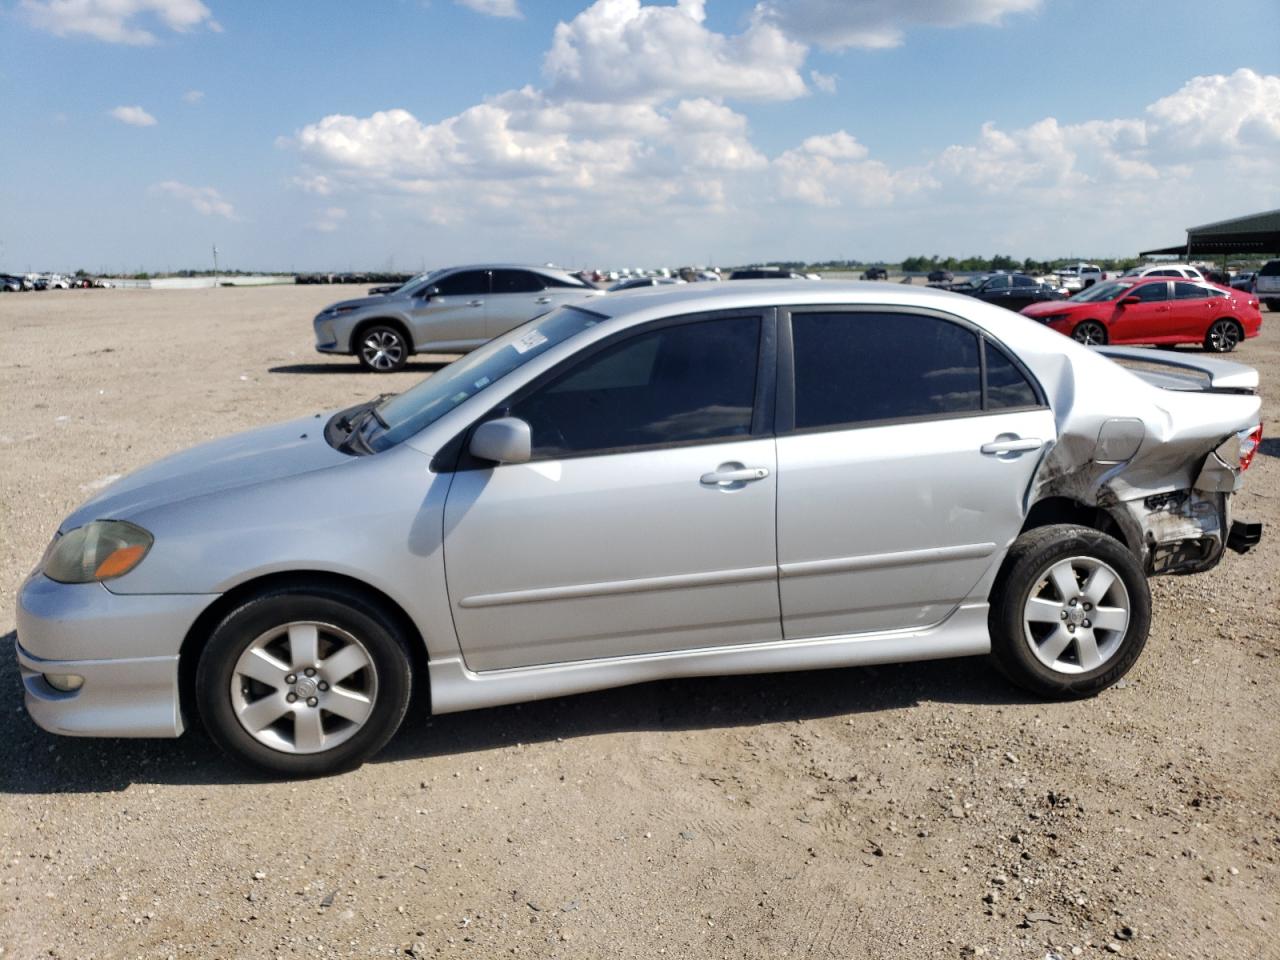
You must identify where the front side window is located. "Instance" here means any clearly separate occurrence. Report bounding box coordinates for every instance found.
[791,313,982,429]
[1131,282,1170,302]
[510,316,761,459]
[491,270,545,294]
[433,270,490,297]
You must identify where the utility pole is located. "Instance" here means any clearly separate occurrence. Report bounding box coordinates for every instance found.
[212,243,219,288]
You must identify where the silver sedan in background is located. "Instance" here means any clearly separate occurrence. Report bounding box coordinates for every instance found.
[17,282,1263,775]
[313,263,603,371]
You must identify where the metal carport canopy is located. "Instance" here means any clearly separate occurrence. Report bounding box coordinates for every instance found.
[1139,208,1280,257]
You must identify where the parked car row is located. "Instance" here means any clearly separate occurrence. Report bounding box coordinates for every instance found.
[297,272,415,286]
[1,273,113,290]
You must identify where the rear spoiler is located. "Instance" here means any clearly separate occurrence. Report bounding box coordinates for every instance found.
[1096,346,1259,394]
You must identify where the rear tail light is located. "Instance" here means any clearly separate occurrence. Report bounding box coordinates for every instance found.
[1239,424,1262,471]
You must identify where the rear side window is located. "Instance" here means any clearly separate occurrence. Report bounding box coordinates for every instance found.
[1013,275,1036,288]
[1174,281,1208,300]
[511,316,761,458]
[1259,260,1280,277]
[491,270,544,294]
[984,341,1039,409]
[791,313,981,429]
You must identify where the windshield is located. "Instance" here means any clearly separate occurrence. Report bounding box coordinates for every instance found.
[365,306,603,451]
[1069,279,1135,302]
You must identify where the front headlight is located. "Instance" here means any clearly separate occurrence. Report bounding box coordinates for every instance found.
[42,520,154,583]
[1038,313,1069,324]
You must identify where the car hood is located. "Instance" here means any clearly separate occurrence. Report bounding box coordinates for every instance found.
[1022,300,1083,317]
[320,294,401,314]
[61,414,350,530]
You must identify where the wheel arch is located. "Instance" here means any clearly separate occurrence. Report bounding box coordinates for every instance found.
[1017,495,1140,559]
[178,570,431,726]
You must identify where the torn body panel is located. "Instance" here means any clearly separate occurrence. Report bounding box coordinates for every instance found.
[1021,347,1262,578]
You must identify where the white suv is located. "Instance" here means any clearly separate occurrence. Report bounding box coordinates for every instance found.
[1253,259,1280,311]
[1122,263,1206,282]
[1057,263,1103,292]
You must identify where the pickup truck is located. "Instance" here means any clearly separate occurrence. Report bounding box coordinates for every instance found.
[1255,259,1280,311]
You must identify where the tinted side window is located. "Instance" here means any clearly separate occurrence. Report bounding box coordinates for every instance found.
[1013,275,1036,288]
[434,270,490,297]
[543,275,589,288]
[491,270,544,294]
[984,341,1039,409]
[792,313,981,429]
[1150,269,1177,277]
[1174,281,1208,300]
[985,275,1011,290]
[511,316,760,458]
[1132,282,1169,302]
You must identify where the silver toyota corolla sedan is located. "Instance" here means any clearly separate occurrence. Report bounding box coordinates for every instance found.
[17,282,1264,775]
[313,263,603,371]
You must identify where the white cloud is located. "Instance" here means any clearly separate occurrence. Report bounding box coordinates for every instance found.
[182,89,204,103]
[455,0,521,17]
[309,207,348,233]
[754,0,1040,50]
[110,104,157,126]
[544,0,808,103]
[809,70,836,94]
[1145,67,1280,155]
[22,0,220,45]
[775,132,935,207]
[150,180,236,219]
[292,174,335,196]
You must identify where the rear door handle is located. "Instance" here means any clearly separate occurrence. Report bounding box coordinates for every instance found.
[535,296,552,304]
[467,299,484,307]
[700,466,770,485]
[981,437,1043,455]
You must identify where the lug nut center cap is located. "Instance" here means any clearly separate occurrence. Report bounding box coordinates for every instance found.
[1066,605,1086,627]
[294,676,319,698]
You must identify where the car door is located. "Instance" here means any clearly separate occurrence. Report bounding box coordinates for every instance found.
[978,274,1012,305]
[1009,275,1039,310]
[775,308,1054,639]
[1111,280,1170,342]
[407,269,490,351]
[1171,281,1218,339]
[442,310,781,671]
[487,269,553,339]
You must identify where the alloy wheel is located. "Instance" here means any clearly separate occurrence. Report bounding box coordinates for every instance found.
[1072,322,1105,346]
[1022,556,1130,674]
[1207,319,1240,353]
[230,621,378,754]
[360,330,406,371]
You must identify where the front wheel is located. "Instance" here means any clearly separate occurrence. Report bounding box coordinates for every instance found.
[356,324,410,372]
[989,524,1150,699]
[1071,320,1108,346]
[1204,318,1242,353]
[195,583,413,776]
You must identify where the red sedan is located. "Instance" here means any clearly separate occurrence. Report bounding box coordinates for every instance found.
[1021,277,1262,352]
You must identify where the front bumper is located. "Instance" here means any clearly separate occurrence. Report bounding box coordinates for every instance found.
[16,641,183,737]
[15,575,216,738]
[314,318,343,353]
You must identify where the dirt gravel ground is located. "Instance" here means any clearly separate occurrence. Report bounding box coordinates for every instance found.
[1,286,1277,960]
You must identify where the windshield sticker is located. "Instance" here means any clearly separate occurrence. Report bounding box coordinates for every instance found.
[512,330,548,354]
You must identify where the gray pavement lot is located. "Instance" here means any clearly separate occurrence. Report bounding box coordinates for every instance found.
[1,286,1278,959]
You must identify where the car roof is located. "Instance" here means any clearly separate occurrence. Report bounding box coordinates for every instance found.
[438,263,584,283]
[586,279,989,320]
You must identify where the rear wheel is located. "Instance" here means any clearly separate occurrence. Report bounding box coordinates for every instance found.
[195,583,413,776]
[1204,318,1242,353]
[356,324,409,372]
[989,524,1150,699]
[1071,320,1107,346]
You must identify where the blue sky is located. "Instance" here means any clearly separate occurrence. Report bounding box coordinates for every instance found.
[2,0,1277,273]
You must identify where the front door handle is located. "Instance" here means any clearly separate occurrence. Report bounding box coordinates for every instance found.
[701,465,770,485]
[467,299,484,307]
[981,437,1043,455]
[535,296,552,304]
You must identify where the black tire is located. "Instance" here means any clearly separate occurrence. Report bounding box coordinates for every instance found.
[988,524,1150,699]
[1071,320,1108,346]
[1203,318,1242,353]
[195,583,413,777]
[355,323,410,372]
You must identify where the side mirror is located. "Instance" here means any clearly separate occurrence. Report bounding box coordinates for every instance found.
[1120,296,1141,306]
[470,417,532,465]
[420,285,441,299]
